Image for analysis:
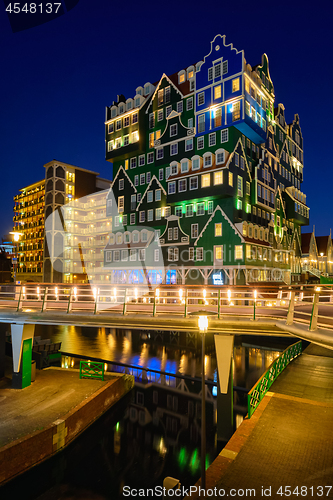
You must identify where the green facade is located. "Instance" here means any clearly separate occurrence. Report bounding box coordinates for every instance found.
[103,35,308,286]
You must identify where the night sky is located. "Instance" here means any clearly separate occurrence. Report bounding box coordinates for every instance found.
[1,0,332,239]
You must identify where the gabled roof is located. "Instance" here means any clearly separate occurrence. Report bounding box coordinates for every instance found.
[110,165,137,193]
[146,73,184,113]
[226,137,252,181]
[194,205,244,246]
[136,175,166,211]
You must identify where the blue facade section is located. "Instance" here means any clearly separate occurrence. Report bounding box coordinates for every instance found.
[195,35,267,144]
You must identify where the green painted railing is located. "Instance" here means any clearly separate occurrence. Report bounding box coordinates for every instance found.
[79,360,104,381]
[247,340,302,419]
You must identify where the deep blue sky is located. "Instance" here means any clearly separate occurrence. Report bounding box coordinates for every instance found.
[0,0,332,238]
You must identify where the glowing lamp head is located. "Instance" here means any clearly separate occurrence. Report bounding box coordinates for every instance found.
[198,315,208,333]
[227,289,231,300]
[14,233,20,242]
[179,289,183,298]
[156,288,159,297]
[254,290,257,299]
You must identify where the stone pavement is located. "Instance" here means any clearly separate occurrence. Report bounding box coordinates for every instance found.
[190,343,333,499]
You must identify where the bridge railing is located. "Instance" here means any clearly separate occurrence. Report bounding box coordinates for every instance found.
[0,283,332,331]
[247,340,302,418]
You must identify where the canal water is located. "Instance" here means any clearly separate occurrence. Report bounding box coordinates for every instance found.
[1,326,294,500]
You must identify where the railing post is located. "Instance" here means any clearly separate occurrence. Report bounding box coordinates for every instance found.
[253,290,257,321]
[67,288,73,314]
[153,290,157,317]
[16,286,22,312]
[93,288,99,315]
[286,291,295,325]
[41,287,48,312]
[276,289,282,307]
[123,288,127,315]
[309,290,320,331]
[218,289,221,319]
[184,288,188,318]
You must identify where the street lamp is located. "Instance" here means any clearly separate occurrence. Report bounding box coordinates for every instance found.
[198,315,208,490]
[9,232,23,284]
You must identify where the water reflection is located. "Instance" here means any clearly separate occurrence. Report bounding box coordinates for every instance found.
[2,326,293,500]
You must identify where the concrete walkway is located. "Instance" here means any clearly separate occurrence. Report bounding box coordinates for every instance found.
[191,344,333,499]
[0,367,118,448]
[0,363,134,485]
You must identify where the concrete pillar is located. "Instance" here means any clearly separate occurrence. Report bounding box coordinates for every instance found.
[11,323,35,389]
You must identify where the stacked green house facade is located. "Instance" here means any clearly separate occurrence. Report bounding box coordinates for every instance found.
[104,35,309,286]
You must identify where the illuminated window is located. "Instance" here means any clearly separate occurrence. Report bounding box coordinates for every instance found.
[188,70,194,79]
[246,245,251,259]
[214,108,222,128]
[132,131,139,142]
[245,79,250,93]
[108,141,113,152]
[228,172,233,186]
[232,101,240,121]
[214,171,223,185]
[214,85,221,100]
[202,174,210,188]
[149,133,154,148]
[235,245,243,260]
[215,246,223,262]
[215,223,222,237]
[179,73,185,84]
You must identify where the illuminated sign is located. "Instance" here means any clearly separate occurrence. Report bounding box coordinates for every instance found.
[212,272,223,285]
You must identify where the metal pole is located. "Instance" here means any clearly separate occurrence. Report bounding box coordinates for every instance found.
[201,328,206,491]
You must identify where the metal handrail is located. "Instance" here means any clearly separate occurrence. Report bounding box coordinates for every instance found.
[247,340,302,418]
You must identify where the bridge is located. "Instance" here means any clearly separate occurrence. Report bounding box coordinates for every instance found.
[1,282,333,389]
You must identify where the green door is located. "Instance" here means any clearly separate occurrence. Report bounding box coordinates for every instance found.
[22,338,32,388]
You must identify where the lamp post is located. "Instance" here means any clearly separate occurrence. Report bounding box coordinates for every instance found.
[9,232,22,284]
[198,315,208,490]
